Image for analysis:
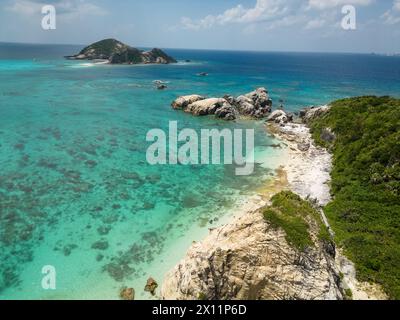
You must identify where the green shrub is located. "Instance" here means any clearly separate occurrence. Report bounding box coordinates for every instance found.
[198,292,208,300]
[263,191,329,251]
[309,96,400,299]
[344,288,353,300]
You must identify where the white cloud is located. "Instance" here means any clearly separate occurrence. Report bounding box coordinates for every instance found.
[395,0,400,11]
[305,18,326,29]
[305,9,339,29]
[307,0,373,10]
[6,0,41,15]
[265,14,307,30]
[382,0,400,24]
[181,0,289,30]
[181,15,216,30]
[180,0,392,35]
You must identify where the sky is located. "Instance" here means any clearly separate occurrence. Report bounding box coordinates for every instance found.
[0,0,399,53]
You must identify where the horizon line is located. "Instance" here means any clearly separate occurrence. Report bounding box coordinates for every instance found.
[0,40,397,56]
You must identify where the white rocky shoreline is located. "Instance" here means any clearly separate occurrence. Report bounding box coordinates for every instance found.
[160,104,387,300]
[267,112,387,300]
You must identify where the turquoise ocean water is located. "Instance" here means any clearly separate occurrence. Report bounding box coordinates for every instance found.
[0,43,399,299]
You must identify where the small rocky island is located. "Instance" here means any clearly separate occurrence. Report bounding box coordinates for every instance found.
[65,38,177,65]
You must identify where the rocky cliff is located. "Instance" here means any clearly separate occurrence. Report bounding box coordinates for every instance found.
[161,191,343,300]
[65,39,177,65]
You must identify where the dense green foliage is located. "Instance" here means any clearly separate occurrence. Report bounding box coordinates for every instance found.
[263,191,330,251]
[77,39,176,64]
[79,38,128,56]
[310,96,400,299]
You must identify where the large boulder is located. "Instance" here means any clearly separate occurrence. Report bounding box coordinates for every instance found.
[171,95,205,110]
[320,128,336,143]
[267,110,289,124]
[186,98,236,120]
[245,87,273,109]
[144,277,158,296]
[300,105,331,124]
[235,88,272,118]
[119,287,135,300]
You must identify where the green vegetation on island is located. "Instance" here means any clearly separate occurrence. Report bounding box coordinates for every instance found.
[309,96,400,299]
[66,38,177,64]
[263,191,331,251]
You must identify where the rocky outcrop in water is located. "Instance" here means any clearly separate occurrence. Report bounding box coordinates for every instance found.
[186,98,237,120]
[120,287,135,300]
[233,88,273,118]
[172,95,205,110]
[65,39,177,65]
[171,88,272,120]
[145,277,158,296]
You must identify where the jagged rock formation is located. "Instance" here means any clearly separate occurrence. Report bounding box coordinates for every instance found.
[171,95,205,110]
[120,287,135,300]
[171,88,272,120]
[144,277,159,296]
[267,110,291,125]
[65,39,177,65]
[233,88,273,118]
[161,200,343,300]
[299,105,330,124]
[185,98,237,120]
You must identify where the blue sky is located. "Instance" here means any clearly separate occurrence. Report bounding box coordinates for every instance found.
[0,0,399,53]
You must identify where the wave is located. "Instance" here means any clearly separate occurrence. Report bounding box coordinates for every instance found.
[68,60,110,68]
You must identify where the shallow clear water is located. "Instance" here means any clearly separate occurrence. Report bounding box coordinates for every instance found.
[0,43,399,299]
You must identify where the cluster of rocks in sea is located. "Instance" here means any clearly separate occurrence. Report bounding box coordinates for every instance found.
[172,88,333,128]
[119,277,159,300]
[171,87,273,120]
[153,80,168,90]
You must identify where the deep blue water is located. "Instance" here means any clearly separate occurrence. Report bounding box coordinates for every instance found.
[0,43,399,300]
